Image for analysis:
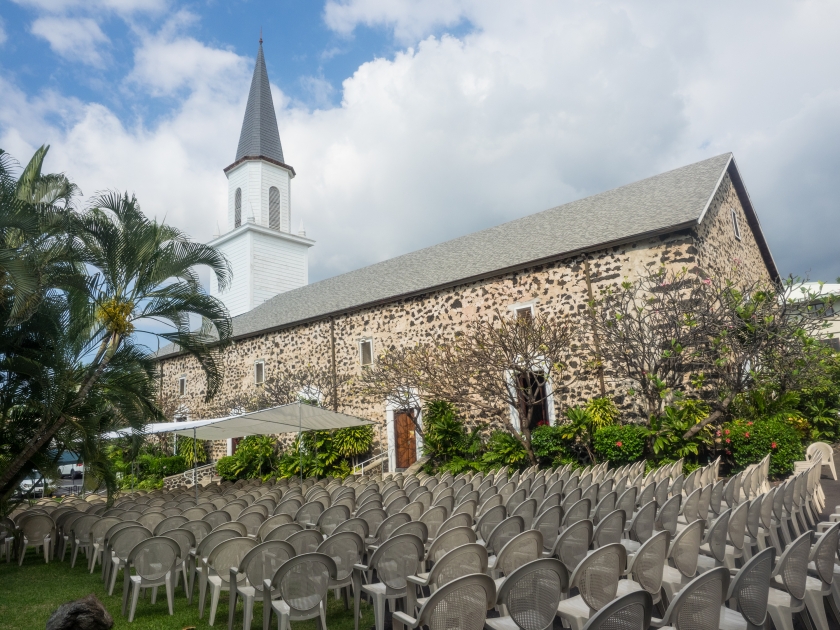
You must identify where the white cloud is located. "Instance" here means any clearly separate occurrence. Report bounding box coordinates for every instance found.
[13,0,167,16]
[31,17,110,66]
[3,0,840,290]
[0,18,7,46]
[128,33,248,97]
[324,0,472,43]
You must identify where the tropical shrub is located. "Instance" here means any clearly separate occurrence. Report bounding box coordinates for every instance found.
[215,456,240,482]
[421,401,483,473]
[592,424,646,465]
[723,417,804,477]
[586,397,620,429]
[558,407,596,464]
[275,428,361,480]
[178,436,208,468]
[648,400,713,461]
[219,436,279,480]
[331,426,374,463]
[137,454,188,479]
[482,431,528,470]
[530,425,566,466]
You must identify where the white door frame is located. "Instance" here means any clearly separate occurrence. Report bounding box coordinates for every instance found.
[507,369,556,431]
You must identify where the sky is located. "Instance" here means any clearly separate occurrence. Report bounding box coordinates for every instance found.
[1,0,839,289]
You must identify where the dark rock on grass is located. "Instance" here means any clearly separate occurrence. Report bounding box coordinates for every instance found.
[45,594,113,630]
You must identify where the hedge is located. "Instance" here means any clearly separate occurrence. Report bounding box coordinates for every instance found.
[723,416,804,477]
[593,424,647,466]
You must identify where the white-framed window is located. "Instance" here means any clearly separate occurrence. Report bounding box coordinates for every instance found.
[178,375,186,397]
[731,208,742,241]
[254,360,265,385]
[359,338,373,367]
[515,305,534,320]
[508,300,537,320]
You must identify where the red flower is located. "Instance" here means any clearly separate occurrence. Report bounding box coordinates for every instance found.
[616,441,623,448]
[746,422,753,426]
[725,438,731,444]
[745,432,750,438]
[771,442,777,449]
[724,429,730,435]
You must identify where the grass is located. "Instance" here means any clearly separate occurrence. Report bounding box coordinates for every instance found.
[0,547,376,630]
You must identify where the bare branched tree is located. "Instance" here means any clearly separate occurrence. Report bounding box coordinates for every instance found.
[682,274,834,438]
[257,364,354,412]
[587,265,714,419]
[587,264,835,438]
[361,310,577,464]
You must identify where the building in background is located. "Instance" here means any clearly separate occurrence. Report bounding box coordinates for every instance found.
[157,134,780,470]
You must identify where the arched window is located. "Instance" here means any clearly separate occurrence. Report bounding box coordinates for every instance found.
[268,186,281,230]
[234,188,242,228]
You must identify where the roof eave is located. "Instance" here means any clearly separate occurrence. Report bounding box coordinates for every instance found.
[224,155,296,177]
[209,222,315,248]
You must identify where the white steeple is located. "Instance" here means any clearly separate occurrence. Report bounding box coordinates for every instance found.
[208,39,314,318]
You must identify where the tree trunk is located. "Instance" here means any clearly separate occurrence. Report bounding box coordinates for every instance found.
[519,393,537,466]
[0,333,121,496]
[681,397,731,440]
[0,415,66,496]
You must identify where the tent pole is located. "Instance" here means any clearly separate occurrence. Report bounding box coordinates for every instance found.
[298,402,303,486]
[193,428,198,501]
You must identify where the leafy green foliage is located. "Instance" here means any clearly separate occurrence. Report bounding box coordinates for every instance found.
[530,425,566,466]
[214,456,240,482]
[592,424,647,465]
[805,400,840,442]
[585,397,620,429]
[275,428,363,480]
[331,426,374,458]
[648,400,713,460]
[723,417,804,477]
[107,442,188,490]
[177,436,207,468]
[421,401,483,472]
[217,436,279,481]
[558,407,596,463]
[482,430,528,470]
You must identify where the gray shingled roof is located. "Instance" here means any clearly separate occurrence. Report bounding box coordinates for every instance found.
[157,152,776,357]
[235,42,285,163]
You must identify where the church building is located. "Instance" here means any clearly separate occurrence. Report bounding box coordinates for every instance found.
[156,42,780,471]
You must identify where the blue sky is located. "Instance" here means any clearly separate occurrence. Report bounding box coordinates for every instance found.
[2,1,407,117]
[1,0,840,292]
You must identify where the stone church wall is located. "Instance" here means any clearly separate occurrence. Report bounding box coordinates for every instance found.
[159,171,773,461]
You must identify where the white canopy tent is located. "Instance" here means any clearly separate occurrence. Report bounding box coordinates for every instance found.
[106,402,374,497]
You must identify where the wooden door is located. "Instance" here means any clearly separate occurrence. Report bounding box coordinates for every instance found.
[395,411,417,469]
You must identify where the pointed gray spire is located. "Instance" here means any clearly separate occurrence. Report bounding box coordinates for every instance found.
[235,41,285,163]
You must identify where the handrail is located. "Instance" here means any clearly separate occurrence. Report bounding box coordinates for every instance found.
[353,453,387,476]
[163,462,217,486]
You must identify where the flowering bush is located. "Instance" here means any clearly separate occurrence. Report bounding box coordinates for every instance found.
[592,424,646,465]
[723,417,804,477]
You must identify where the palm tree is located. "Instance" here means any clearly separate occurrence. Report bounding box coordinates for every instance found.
[0,146,80,324]
[0,187,233,496]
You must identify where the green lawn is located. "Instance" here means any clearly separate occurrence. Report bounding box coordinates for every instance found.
[0,547,375,630]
